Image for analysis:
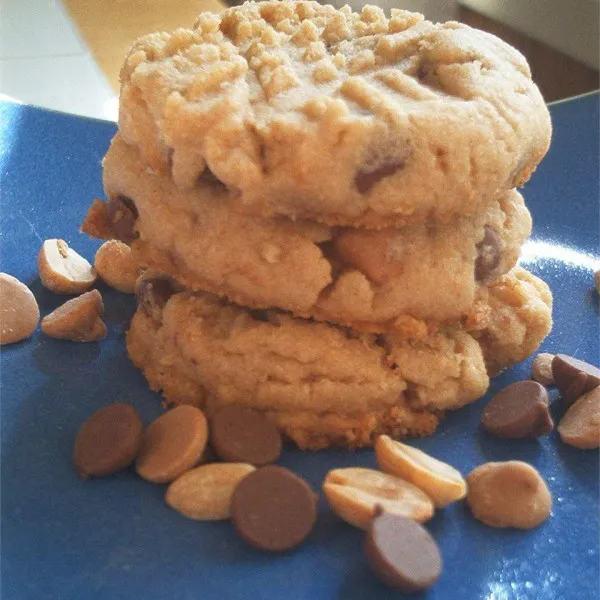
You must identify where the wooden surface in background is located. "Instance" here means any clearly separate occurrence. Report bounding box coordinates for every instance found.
[459,6,599,102]
[62,0,226,92]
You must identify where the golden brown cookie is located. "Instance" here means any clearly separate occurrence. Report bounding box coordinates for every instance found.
[125,267,551,449]
[117,2,550,228]
[469,267,553,375]
[84,135,531,332]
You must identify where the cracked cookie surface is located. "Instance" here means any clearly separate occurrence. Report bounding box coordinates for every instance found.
[85,135,531,332]
[125,267,551,449]
[118,0,551,227]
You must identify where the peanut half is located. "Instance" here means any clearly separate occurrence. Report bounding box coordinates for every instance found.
[38,239,96,294]
[41,289,106,342]
[531,353,555,386]
[323,467,434,530]
[375,435,467,508]
[166,463,256,520]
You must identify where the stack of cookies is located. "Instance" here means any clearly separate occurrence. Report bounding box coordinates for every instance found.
[83,1,553,449]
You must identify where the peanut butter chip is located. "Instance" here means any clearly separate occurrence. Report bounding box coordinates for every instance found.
[94,240,139,293]
[482,381,553,438]
[41,289,107,342]
[466,461,552,529]
[365,512,442,593]
[231,465,317,552]
[74,403,143,478]
[557,387,600,449]
[210,405,282,466]
[0,273,40,344]
[552,354,600,406]
[136,405,208,483]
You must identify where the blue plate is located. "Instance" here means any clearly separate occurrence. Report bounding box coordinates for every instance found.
[1,93,598,600]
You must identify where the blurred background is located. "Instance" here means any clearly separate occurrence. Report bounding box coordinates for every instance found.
[1,0,598,121]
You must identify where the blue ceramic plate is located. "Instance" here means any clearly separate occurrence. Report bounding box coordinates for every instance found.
[1,93,598,600]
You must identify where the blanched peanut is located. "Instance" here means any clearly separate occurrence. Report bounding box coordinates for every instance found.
[41,289,106,342]
[323,467,434,530]
[166,463,255,520]
[38,239,96,294]
[531,353,555,385]
[375,435,466,507]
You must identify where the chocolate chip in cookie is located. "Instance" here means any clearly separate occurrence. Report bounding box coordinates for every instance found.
[135,276,176,322]
[475,226,502,282]
[355,160,406,195]
[107,196,139,243]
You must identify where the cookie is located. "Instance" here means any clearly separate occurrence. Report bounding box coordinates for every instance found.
[469,267,553,375]
[125,267,551,449]
[117,1,550,227]
[83,135,531,331]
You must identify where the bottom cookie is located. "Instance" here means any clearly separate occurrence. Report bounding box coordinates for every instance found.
[126,267,551,449]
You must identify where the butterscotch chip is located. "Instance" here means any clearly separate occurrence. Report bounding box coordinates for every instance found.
[135,405,208,483]
[38,239,96,294]
[210,406,282,466]
[41,289,106,342]
[322,467,434,530]
[231,465,317,552]
[466,461,552,529]
[557,387,600,449]
[74,403,143,478]
[375,436,466,507]
[166,463,255,520]
[94,240,139,293]
[0,273,40,345]
[531,353,555,385]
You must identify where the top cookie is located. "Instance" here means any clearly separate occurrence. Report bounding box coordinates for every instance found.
[118,1,551,227]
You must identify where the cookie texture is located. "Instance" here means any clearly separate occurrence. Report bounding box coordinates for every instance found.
[469,267,553,374]
[117,1,551,227]
[85,135,531,330]
[125,267,551,449]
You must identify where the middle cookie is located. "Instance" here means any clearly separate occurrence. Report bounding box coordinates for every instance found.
[85,136,531,332]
